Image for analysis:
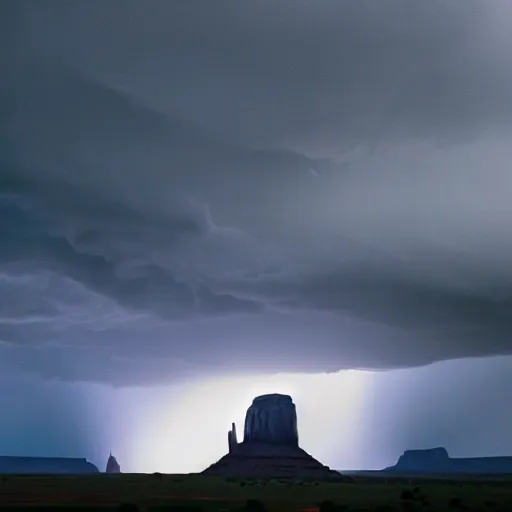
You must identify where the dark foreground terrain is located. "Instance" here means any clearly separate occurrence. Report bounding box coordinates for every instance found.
[0,473,511,511]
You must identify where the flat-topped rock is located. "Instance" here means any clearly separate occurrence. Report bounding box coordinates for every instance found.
[243,394,298,446]
[0,456,99,474]
[395,447,450,471]
[386,447,512,474]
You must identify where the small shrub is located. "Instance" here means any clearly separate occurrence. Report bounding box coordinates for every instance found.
[117,503,139,512]
[420,499,431,508]
[374,505,395,512]
[318,502,349,512]
[246,498,267,512]
[400,490,415,501]
[150,506,202,512]
[448,497,463,509]
[319,501,337,512]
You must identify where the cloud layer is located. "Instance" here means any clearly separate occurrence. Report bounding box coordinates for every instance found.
[2,1,512,385]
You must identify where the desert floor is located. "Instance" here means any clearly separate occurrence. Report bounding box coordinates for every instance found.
[0,472,511,511]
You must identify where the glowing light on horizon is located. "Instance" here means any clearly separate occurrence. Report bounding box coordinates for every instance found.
[128,370,373,473]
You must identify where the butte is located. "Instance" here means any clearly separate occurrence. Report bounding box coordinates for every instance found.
[202,393,341,479]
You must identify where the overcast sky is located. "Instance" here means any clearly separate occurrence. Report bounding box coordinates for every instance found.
[2,0,512,472]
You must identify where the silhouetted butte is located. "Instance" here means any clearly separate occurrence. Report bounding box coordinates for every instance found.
[203,393,341,479]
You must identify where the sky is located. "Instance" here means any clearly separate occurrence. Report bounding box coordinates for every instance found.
[2,0,512,472]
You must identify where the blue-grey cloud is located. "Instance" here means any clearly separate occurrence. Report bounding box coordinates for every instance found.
[2,1,512,385]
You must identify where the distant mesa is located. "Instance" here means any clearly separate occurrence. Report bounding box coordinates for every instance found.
[0,456,99,474]
[0,453,121,475]
[106,452,122,473]
[385,447,512,474]
[203,393,342,479]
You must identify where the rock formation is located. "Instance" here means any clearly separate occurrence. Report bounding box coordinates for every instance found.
[203,393,341,479]
[244,394,298,446]
[228,422,238,453]
[106,452,121,473]
[0,456,99,474]
[387,447,450,473]
[385,447,512,474]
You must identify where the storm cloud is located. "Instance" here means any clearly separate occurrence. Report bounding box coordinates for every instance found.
[2,0,512,385]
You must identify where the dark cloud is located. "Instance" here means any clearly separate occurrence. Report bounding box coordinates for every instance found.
[16,0,510,151]
[2,0,512,385]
